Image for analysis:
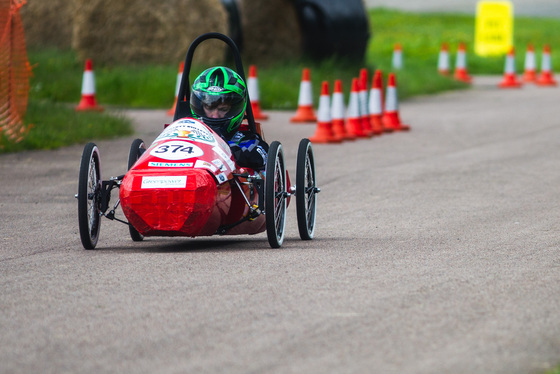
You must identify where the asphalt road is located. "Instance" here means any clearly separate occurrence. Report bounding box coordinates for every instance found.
[1,75,560,373]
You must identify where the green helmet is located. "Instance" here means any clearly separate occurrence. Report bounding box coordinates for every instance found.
[190,66,247,138]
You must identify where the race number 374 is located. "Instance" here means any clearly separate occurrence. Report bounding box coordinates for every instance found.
[149,140,204,160]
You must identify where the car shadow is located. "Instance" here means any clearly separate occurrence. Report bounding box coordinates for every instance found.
[89,234,331,253]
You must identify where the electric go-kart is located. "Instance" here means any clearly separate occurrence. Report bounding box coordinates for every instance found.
[76,32,320,249]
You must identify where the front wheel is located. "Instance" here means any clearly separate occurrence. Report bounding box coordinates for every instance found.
[296,138,318,240]
[265,141,287,248]
[127,139,146,242]
[78,143,102,249]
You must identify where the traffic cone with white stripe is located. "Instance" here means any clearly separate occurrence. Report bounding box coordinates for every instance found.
[309,81,340,143]
[368,69,385,135]
[382,73,410,131]
[331,79,353,141]
[346,78,368,138]
[438,43,450,75]
[291,68,317,123]
[392,43,403,70]
[248,65,268,120]
[536,45,558,86]
[454,42,472,84]
[76,59,103,111]
[498,47,523,88]
[167,61,184,116]
[359,68,374,136]
[522,44,537,82]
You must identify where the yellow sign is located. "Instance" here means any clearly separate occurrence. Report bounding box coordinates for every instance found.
[474,1,514,56]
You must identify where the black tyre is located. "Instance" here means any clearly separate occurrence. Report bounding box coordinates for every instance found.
[78,143,102,249]
[265,141,287,248]
[296,138,318,240]
[127,139,145,242]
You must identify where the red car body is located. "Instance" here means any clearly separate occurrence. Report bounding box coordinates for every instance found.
[119,118,273,238]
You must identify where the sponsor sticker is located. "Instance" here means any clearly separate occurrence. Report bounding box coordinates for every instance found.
[155,119,215,144]
[213,146,236,171]
[194,159,218,173]
[141,176,187,189]
[148,162,193,168]
[176,119,197,125]
[212,159,227,172]
[216,173,227,184]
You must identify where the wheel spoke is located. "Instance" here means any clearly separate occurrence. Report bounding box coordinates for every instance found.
[304,158,315,228]
[87,159,97,234]
[306,202,315,227]
[274,196,284,230]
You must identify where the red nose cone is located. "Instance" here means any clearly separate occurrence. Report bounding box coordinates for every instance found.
[120,169,222,236]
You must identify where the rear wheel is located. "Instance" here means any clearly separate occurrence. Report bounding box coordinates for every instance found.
[127,139,146,242]
[296,138,318,240]
[265,141,287,248]
[78,143,101,249]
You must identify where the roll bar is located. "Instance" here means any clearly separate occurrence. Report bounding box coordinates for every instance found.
[172,32,257,134]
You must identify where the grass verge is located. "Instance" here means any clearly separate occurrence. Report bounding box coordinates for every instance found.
[1,100,132,153]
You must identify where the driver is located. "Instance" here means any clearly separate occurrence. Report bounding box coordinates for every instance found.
[190,66,268,170]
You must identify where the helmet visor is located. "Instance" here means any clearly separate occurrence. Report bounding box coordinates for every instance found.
[191,89,245,120]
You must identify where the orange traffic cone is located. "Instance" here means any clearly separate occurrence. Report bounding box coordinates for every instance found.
[248,65,268,120]
[76,59,103,112]
[291,68,317,123]
[454,42,472,84]
[167,61,184,116]
[438,43,450,75]
[368,70,385,135]
[359,68,374,136]
[309,81,340,144]
[392,43,403,70]
[382,73,410,132]
[536,45,558,86]
[346,78,368,138]
[522,44,537,82]
[498,47,523,88]
[331,79,353,141]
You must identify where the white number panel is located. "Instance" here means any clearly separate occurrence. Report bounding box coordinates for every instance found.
[149,140,204,161]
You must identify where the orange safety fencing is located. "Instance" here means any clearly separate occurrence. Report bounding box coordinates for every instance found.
[0,0,31,147]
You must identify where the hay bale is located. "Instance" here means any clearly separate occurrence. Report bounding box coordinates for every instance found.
[20,0,304,66]
[72,0,228,65]
[20,0,77,48]
[239,0,302,64]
